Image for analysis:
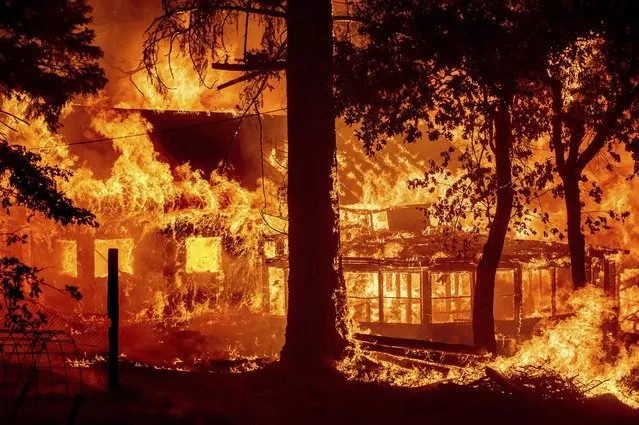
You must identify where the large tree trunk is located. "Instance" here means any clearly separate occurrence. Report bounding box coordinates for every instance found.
[280,0,348,365]
[473,104,514,354]
[563,170,587,289]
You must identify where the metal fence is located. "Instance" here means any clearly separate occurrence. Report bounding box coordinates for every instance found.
[0,329,84,424]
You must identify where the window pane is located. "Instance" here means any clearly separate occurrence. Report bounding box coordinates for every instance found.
[399,273,409,298]
[432,298,450,323]
[431,272,472,323]
[410,299,422,324]
[494,269,514,320]
[349,298,380,323]
[345,272,379,298]
[431,272,450,298]
[522,269,553,318]
[56,240,77,278]
[185,237,222,273]
[411,273,421,298]
[268,267,286,316]
[383,298,407,323]
[383,272,398,297]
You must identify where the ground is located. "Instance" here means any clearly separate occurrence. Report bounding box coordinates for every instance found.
[11,359,638,425]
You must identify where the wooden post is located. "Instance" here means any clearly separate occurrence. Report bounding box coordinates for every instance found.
[377,271,385,324]
[107,248,119,390]
[513,265,523,343]
[422,268,431,330]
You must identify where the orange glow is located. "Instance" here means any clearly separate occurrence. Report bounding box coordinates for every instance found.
[264,240,277,259]
[345,271,380,322]
[94,239,134,277]
[268,267,286,316]
[492,286,639,407]
[56,239,78,277]
[185,237,222,273]
[431,271,472,323]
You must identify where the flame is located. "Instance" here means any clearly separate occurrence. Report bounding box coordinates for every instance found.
[2,5,639,396]
[113,52,241,113]
[492,286,639,406]
[267,267,286,316]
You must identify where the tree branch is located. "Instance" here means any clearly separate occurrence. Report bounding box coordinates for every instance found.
[576,87,638,172]
[211,61,286,72]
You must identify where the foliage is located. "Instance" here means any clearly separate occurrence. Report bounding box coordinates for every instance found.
[0,140,98,331]
[143,0,286,108]
[0,141,97,226]
[336,0,639,243]
[533,3,639,236]
[0,0,106,131]
[335,0,571,242]
[0,0,105,331]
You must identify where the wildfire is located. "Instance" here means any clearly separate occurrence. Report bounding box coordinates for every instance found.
[492,286,639,406]
[1,5,638,410]
[338,286,639,408]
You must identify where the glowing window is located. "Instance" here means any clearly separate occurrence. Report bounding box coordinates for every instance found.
[345,272,380,323]
[381,272,421,324]
[268,267,286,316]
[522,269,553,318]
[264,240,277,259]
[185,237,222,273]
[94,239,134,278]
[431,271,472,323]
[494,269,515,320]
[56,240,77,278]
[371,211,389,231]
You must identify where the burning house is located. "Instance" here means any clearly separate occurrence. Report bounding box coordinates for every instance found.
[6,104,627,356]
[266,204,623,349]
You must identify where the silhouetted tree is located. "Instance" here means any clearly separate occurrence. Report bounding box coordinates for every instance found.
[335,0,581,352]
[0,0,105,330]
[536,1,639,289]
[144,0,350,364]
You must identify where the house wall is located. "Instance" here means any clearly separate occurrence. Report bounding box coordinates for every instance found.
[264,254,622,348]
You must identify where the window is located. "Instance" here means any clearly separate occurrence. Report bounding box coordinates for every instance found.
[185,237,222,273]
[268,267,286,316]
[431,271,472,323]
[555,268,572,314]
[522,268,552,318]
[371,211,389,231]
[381,272,421,324]
[56,240,77,278]
[345,272,380,323]
[94,239,134,277]
[264,240,277,259]
[494,269,515,320]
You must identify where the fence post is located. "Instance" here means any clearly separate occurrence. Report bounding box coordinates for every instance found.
[107,248,119,389]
